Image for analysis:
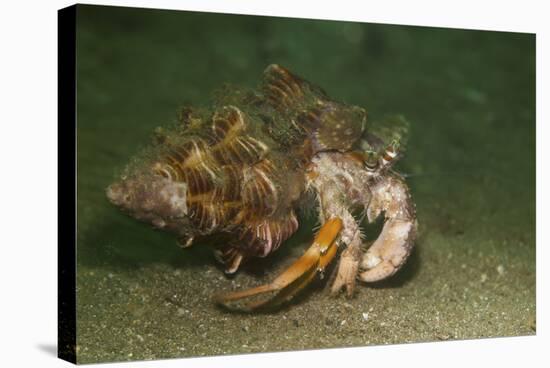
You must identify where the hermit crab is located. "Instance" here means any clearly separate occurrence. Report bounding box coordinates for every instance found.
[106,64,417,311]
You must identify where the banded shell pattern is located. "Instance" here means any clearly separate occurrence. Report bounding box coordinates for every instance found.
[147,65,368,271]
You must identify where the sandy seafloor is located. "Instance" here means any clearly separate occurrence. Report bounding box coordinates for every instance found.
[74,5,535,364]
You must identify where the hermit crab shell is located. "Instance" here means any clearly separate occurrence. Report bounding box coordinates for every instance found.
[111,65,369,271]
[258,64,367,153]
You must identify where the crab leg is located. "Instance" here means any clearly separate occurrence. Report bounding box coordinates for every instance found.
[214,217,342,311]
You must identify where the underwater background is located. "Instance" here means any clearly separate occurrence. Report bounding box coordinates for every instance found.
[75,4,535,363]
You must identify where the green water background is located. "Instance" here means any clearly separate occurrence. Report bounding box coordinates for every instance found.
[75,5,535,363]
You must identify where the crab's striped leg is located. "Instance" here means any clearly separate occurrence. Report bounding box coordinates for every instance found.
[214,217,342,311]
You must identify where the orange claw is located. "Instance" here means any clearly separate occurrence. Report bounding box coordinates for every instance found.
[214,217,343,311]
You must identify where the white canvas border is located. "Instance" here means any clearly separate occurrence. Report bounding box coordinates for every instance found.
[0,0,545,367]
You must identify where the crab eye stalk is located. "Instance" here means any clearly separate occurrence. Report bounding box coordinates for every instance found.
[363,150,379,171]
[380,139,400,168]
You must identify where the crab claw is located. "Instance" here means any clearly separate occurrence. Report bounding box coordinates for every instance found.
[214,217,343,311]
[359,175,417,282]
